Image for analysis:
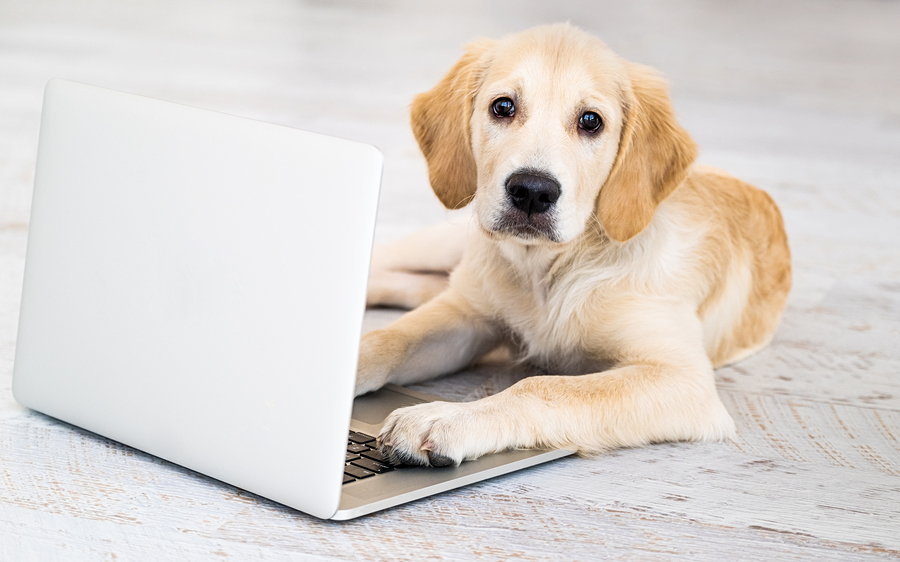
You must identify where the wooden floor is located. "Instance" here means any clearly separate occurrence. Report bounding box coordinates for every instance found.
[2,0,899,559]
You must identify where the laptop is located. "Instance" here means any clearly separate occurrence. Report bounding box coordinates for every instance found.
[12,80,573,520]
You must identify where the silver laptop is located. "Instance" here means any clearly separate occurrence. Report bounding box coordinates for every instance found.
[12,80,572,520]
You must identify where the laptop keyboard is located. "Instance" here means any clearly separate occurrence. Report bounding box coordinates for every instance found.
[344,431,398,484]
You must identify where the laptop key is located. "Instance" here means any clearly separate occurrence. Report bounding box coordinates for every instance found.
[343,474,355,484]
[346,452,361,462]
[348,432,376,445]
[352,457,393,474]
[360,449,389,464]
[347,443,369,454]
[344,464,375,479]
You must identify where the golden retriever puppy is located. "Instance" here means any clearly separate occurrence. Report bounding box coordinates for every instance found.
[358,23,791,467]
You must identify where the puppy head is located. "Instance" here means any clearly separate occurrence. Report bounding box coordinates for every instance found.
[410,24,697,244]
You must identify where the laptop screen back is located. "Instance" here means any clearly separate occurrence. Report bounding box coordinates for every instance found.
[13,80,382,519]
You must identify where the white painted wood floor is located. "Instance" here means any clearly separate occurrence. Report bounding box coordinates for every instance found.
[2,1,899,559]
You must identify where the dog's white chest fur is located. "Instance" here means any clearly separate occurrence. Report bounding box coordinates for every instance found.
[467,208,706,374]
[476,239,607,373]
[496,241,557,304]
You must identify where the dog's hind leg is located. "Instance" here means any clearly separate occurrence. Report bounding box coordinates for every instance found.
[366,220,469,309]
[366,269,451,310]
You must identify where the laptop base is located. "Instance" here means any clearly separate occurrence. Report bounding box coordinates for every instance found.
[336,385,573,520]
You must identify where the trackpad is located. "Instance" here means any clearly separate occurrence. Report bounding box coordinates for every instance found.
[351,388,427,425]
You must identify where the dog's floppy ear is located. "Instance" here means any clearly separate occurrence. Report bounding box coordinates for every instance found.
[410,40,494,209]
[597,63,698,242]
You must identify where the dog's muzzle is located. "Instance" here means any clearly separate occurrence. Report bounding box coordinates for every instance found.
[492,170,561,241]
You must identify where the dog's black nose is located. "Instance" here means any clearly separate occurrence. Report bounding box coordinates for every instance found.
[506,172,561,215]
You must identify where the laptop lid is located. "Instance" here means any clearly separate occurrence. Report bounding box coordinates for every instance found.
[12,80,382,519]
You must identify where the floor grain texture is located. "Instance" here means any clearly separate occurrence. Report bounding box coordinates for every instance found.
[1,0,899,559]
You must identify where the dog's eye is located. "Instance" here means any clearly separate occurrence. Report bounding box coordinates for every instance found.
[492,97,515,118]
[579,111,603,133]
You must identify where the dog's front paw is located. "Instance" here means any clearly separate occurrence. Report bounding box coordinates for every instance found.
[378,401,504,467]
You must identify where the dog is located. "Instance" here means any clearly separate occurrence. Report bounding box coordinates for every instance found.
[358,23,791,468]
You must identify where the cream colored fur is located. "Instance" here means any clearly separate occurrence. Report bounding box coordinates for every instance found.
[359,24,791,467]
